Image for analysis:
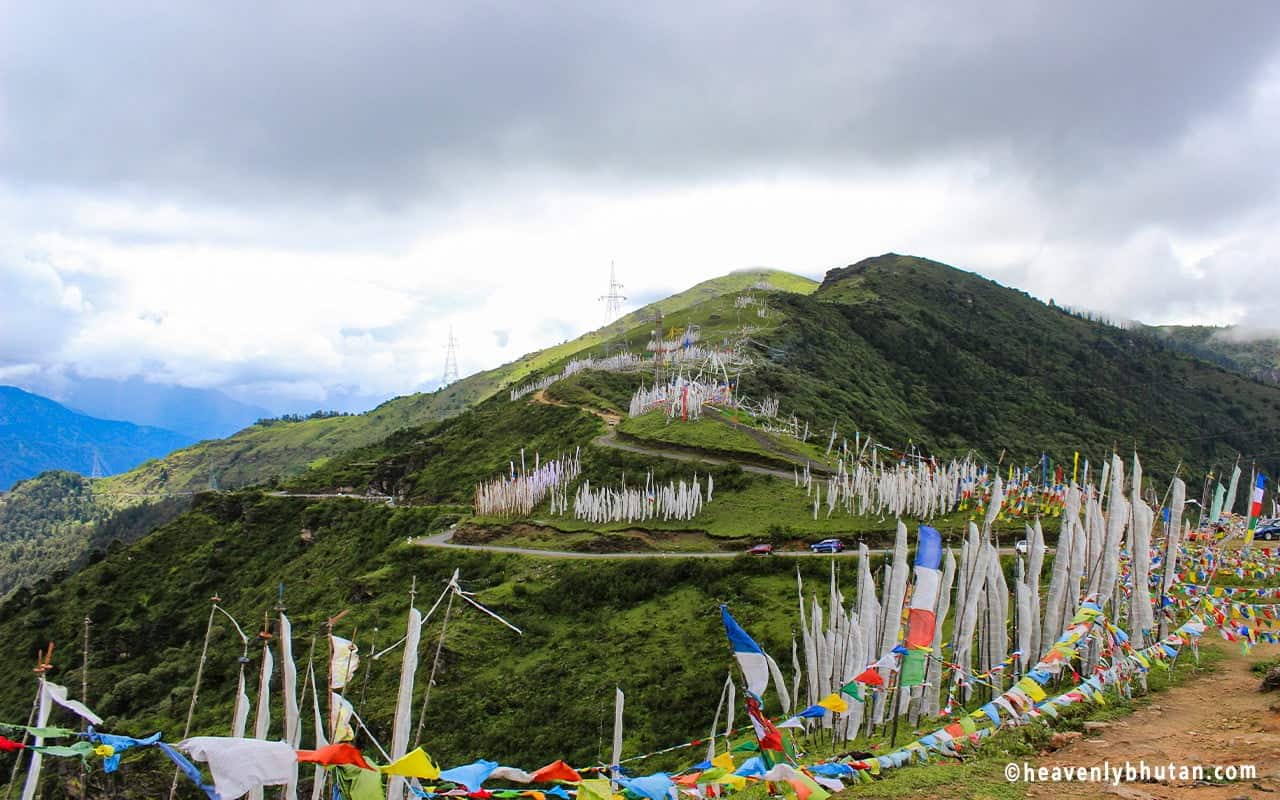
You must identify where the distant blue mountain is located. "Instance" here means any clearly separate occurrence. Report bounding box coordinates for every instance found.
[55,377,270,440]
[0,386,194,490]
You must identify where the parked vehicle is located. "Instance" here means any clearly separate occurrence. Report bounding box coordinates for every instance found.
[1255,523,1280,542]
[809,538,845,553]
[748,543,774,555]
[1014,539,1029,555]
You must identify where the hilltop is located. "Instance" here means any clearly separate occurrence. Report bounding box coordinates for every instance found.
[298,254,1280,512]
[759,255,1280,473]
[105,268,818,497]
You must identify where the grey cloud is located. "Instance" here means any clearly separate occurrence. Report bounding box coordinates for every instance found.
[5,1,1280,411]
[5,2,1279,211]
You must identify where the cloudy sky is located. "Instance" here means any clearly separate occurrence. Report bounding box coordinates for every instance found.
[4,2,1280,413]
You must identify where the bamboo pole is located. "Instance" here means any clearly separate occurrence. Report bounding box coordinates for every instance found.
[79,617,90,800]
[167,599,220,800]
[4,682,41,800]
[13,644,53,800]
[413,587,456,749]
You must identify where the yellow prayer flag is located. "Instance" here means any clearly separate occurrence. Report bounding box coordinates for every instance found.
[711,752,735,772]
[817,693,849,713]
[1017,677,1047,703]
[579,778,615,800]
[381,748,440,779]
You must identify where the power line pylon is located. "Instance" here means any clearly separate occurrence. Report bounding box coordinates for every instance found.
[442,327,460,387]
[599,261,626,324]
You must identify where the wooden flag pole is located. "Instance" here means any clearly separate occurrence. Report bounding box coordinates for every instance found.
[168,597,221,800]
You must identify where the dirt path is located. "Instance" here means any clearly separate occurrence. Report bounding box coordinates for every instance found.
[527,389,803,480]
[704,407,833,472]
[1026,641,1280,800]
[412,530,860,558]
[413,529,1026,560]
[593,428,799,480]
[530,388,622,426]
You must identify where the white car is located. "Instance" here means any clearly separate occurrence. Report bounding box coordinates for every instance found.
[1014,539,1028,555]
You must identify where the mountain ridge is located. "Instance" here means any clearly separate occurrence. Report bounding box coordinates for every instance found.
[0,386,194,491]
[0,269,817,596]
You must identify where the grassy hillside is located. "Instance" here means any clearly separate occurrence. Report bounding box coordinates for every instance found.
[105,269,815,498]
[751,254,1280,478]
[0,492,847,797]
[3,270,816,597]
[298,255,1280,518]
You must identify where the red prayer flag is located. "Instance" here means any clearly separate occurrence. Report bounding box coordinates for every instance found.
[744,694,783,752]
[853,667,884,687]
[0,736,25,752]
[529,760,582,784]
[296,743,373,770]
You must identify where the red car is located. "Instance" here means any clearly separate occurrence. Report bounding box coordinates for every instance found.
[748,543,774,555]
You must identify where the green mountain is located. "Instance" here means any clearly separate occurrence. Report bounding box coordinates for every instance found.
[0,269,817,597]
[0,386,194,491]
[4,254,1280,797]
[754,255,1280,477]
[103,268,817,497]
[1146,324,1280,386]
[297,254,1280,507]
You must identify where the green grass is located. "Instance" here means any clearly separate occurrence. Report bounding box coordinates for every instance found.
[757,254,1280,482]
[0,492,851,796]
[478,471,1021,548]
[2,270,818,598]
[618,413,793,468]
[1250,655,1280,675]
[617,408,837,471]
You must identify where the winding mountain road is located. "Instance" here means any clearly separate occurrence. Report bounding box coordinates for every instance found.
[412,530,1034,560]
[412,530,860,558]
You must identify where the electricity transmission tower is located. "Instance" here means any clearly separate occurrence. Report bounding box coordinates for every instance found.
[599,261,626,324]
[442,327,460,387]
[89,448,108,479]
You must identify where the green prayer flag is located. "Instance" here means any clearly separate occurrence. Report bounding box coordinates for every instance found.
[1210,483,1226,524]
[839,680,864,702]
[34,741,96,761]
[333,763,384,800]
[898,650,927,688]
[0,723,79,739]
